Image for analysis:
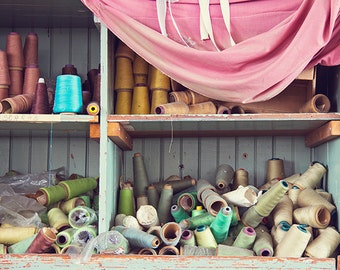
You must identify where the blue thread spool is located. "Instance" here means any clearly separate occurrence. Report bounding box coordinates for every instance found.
[53,75,82,114]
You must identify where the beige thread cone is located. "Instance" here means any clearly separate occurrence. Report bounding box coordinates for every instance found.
[155,101,189,114]
[293,162,327,190]
[297,187,336,214]
[293,205,331,229]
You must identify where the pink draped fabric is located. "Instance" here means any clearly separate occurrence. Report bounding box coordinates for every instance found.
[82,0,340,103]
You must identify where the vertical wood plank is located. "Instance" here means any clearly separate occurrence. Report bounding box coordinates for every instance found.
[254,136,273,187]
[162,137,181,181]
[182,137,199,180]
[0,130,10,176]
[236,137,255,186]
[199,137,218,183]
[30,130,49,173]
[10,130,30,173]
[143,138,161,183]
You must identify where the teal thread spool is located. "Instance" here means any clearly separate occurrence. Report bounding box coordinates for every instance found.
[59,177,98,200]
[171,204,190,223]
[194,225,217,248]
[210,206,233,244]
[113,225,161,249]
[53,74,83,114]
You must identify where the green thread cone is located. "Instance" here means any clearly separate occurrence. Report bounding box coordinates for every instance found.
[59,177,98,200]
[171,204,190,223]
[181,212,216,230]
[133,153,150,197]
[157,184,173,225]
[210,206,233,244]
[118,187,135,216]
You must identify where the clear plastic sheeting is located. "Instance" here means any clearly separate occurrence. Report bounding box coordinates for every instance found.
[82,0,340,103]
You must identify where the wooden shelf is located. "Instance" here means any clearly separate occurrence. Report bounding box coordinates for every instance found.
[0,114,98,132]
[102,113,340,149]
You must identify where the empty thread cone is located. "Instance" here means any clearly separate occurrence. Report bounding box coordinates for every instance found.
[23,32,39,67]
[160,222,182,246]
[0,50,10,86]
[131,85,150,114]
[217,105,231,114]
[31,78,50,114]
[188,101,216,114]
[1,94,33,114]
[187,90,211,104]
[6,32,24,68]
[299,94,331,113]
[293,205,331,229]
[155,101,189,114]
[23,65,40,95]
[203,191,228,217]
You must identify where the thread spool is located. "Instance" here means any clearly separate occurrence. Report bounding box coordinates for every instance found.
[233,226,256,249]
[188,101,217,114]
[177,192,198,212]
[230,105,245,114]
[147,185,159,209]
[171,205,190,223]
[254,180,289,217]
[133,153,150,197]
[136,195,148,209]
[215,164,234,190]
[0,50,10,87]
[157,184,174,225]
[86,101,100,115]
[56,228,77,248]
[299,94,331,113]
[297,187,336,214]
[35,185,67,206]
[59,197,86,214]
[288,187,301,209]
[133,54,149,86]
[274,224,311,257]
[122,215,143,230]
[115,41,135,61]
[241,205,264,228]
[23,32,39,67]
[47,207,70,231]
[118,184,135,216]
[158,245,180,255]
[60,244,82,254]
[8,67,23,97]
[265,158,285,182]
[187,90,211,104]
[180,229,196,246]
[194,225,217,248]
[73,226,97,246]
[196,178,217,203]
[62,64,78,75]
[0,226,37,245]
[293,162,327,190]
[149,65,170,113]
[305,226,340,258]
[271,194,293,226]
[253,225,274,257]
[160,222,182,246]
[293,205,331,229]
[6,32,24,68]
[271,221,291,247]
[210,206,233,244]
[31,78,51,114]
[150,178,196,194]
[203,191,228,217]
[217,105,231,114]
[0,93,33,114]
[26,227,57,254]
[7,234,37,254]
[169,91,192,104]
[59,177,98,200]
[136,205,159,229]
[53,74,83,114]
[216,244,254,256]
[191,205,206,217]
[22,64,40,95]
[114,225,160,249]
[180,212,215,230]
[232,168,249,190]
[155,101,189,114]
[131,85,150,114]
[68,206,98,229]
[138,248,158,255]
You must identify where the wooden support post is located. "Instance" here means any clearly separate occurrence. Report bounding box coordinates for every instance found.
[305,121,340,147]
